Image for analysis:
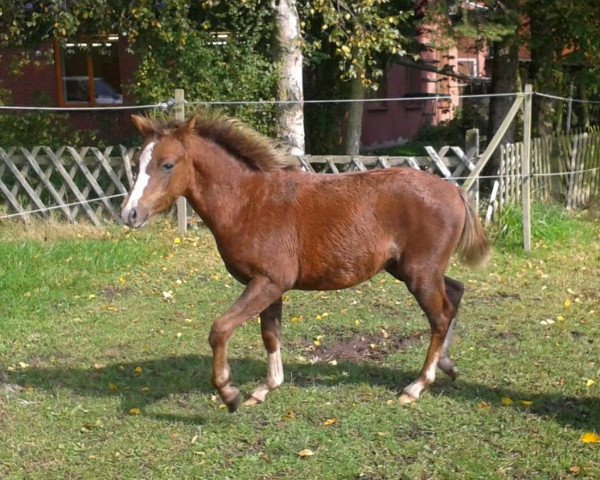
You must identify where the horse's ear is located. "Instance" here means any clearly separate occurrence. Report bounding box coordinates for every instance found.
[175,116,196,140]
[131,115,156,137]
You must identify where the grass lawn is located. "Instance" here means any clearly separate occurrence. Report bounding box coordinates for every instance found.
[1,207,599,479]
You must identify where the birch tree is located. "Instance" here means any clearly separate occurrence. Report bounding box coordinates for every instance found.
[274,0,305,155]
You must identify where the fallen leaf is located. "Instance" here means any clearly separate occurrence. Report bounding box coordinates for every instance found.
[569,466,581,475]
[520,400,533,408]
[173,237,182,245]
[323,418,337,426]
[108,383,118,392]
[580,432,600,444]
[500,396,513,406]
[564,298,572,309]
[134,366,143,375]
[297,449,314,458]
[586,379,596,388]
[479,401,491,410]
[93,363,106,370]
[282,410,297,421]
[129,408,141,416]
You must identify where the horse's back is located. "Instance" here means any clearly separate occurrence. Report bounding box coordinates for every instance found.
[291,167,465,290]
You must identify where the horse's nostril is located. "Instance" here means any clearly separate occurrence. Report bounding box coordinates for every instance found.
[129,208,138,223]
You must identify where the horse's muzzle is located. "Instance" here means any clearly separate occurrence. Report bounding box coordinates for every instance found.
[121,206,148,228]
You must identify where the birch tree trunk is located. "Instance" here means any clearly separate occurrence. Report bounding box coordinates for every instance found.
[274,0,305,155]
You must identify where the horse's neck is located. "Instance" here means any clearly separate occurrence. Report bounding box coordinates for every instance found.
[185,139,257,233]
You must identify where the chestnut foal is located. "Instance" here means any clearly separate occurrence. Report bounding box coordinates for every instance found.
[121,113,489,412]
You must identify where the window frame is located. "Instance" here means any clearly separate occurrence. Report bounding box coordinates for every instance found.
[54,36,122,108]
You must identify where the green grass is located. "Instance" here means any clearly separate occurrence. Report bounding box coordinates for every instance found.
[1,207,599,480]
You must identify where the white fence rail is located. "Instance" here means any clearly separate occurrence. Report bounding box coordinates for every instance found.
[486,128,600,223]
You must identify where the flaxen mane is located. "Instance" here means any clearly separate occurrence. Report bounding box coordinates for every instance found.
[157,110,298,172]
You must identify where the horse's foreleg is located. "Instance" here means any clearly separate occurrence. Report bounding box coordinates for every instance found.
[399,275,456,404]
[244,298,284,406]
[208,277,282,412]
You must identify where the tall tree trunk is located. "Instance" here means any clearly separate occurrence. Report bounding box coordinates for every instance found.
[578,83,590,129]
[274,0,305,155]
[486,28,519,175]
[528,8,556,137]
[345,75,365,155]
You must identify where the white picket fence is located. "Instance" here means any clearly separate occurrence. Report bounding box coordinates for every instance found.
[486,128,600,222]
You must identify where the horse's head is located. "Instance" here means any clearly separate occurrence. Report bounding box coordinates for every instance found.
[121,115,196,228]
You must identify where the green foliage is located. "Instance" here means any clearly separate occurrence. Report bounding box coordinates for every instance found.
[301,0,414,88]
[130,30,278,135]
[419,0,518,49]
[0,91,98,148]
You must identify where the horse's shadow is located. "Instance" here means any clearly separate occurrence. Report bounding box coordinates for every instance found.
[4,355,598,430]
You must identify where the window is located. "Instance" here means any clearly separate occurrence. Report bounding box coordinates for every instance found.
[457,59,476,84]
[54,36,123,106]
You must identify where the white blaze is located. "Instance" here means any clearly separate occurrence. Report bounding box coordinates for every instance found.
[123,141,155,218]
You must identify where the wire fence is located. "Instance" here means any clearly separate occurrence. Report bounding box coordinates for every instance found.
[1,91,598,110]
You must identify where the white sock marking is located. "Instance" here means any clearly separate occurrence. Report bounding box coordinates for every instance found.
[425,359,438,384]
[122,141,155,219]
[266,348,284,389]
[441,318,456,357]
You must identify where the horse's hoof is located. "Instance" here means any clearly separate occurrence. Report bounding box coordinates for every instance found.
[398,392,417,405]
[438,358,459,381]
[243,396,262,407]
[447,368,459,381]
[226,392,243,413]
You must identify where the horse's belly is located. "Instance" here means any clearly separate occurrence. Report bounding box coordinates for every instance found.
[295,252,387,291]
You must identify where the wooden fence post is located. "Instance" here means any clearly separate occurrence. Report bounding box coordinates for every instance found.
[566,82,574,134]
[465,128,480,210]
[174,89,188,235]
[462,93,525,191]
[522,84,533,252]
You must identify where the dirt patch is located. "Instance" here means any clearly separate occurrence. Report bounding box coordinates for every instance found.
[100,285,131,300]
[0,382,23,395]
[307,331,425,363]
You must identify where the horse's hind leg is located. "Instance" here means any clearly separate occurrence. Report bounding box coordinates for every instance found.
[437,276,464,380]
[387,265,457,404]
[244,298,284,407]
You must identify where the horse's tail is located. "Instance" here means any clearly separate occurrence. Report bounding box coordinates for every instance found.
[455,189,490,268]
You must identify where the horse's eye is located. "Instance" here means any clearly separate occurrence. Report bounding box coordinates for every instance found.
[162,163,174,173]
